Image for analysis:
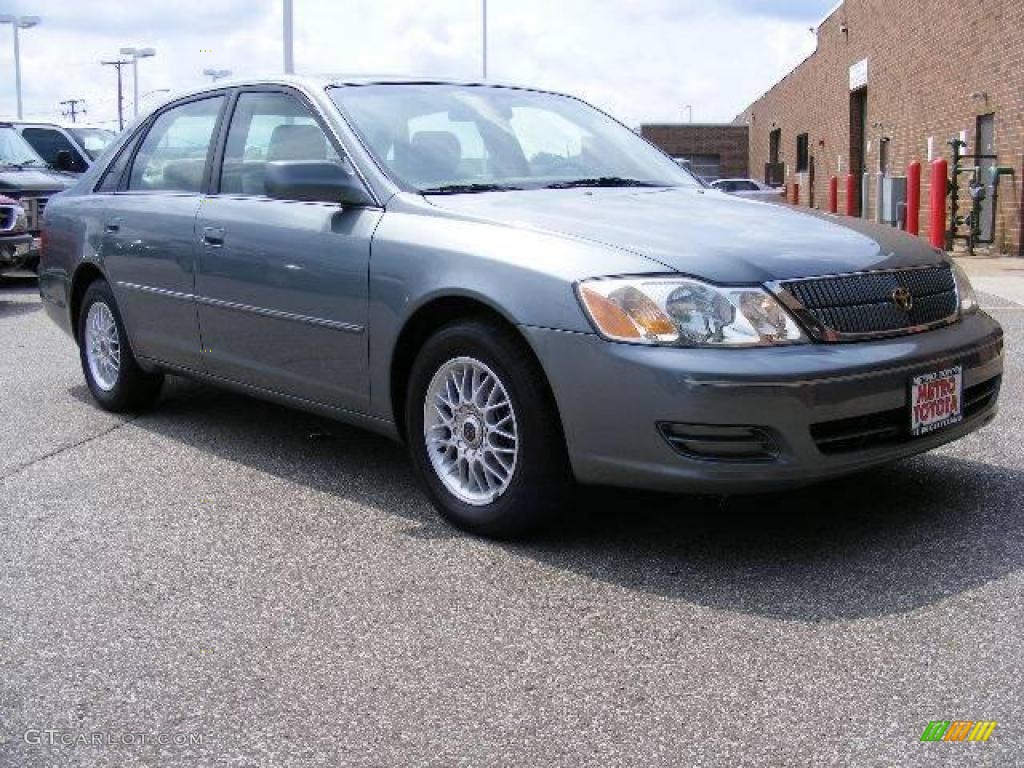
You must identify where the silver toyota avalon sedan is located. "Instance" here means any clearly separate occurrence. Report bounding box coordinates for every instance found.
[38,76,1003,537]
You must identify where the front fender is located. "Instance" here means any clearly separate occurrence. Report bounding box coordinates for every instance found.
[366,197,664,421]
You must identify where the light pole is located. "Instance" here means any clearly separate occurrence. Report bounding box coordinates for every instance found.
[203,68,232,82]
[481,0,488,79]
[120,46,156,118]
[0,15,41,119]
[685,104,693,123]
[283,0,294,73]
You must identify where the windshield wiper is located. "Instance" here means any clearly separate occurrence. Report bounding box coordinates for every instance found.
[1,159,40,170]
[544,176,663,189]
[421,183,522,194]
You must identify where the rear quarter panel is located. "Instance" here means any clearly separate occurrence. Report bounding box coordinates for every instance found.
[38,193,105,337]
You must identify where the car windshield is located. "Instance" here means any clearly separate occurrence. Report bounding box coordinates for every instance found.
[0,126,45,166]
[70,127,118,159]
[330,84,700,193]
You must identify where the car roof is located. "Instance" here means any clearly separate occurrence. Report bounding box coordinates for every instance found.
[161,73,569,103]
[0,119,113,131]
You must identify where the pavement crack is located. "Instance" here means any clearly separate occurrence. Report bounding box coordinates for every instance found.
[0,416,138,481]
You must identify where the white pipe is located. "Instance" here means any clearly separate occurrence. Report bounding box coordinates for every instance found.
[283,0,294,74]
[13,23,22,119]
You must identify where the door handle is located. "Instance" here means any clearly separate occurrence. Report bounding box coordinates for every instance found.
[202,226,225,247]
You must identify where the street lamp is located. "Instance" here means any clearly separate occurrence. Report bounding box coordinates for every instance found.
[0,14,41,119]
[203,68,232,82]
[120,46,156,118]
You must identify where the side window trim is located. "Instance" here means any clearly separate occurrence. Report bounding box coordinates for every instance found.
[120,90,230,195]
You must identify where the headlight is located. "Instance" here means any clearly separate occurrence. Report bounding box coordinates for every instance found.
[1,205,26,234]
[577,276,808,347]
[951,262,978,314]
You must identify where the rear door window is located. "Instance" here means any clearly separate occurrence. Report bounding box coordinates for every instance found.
[127,96,225,193]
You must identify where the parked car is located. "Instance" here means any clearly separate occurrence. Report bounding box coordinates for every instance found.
[0,194,32,273]
[711,177,785,200]
[1,122,74,271]
[39,76,1002,538]
[12,121,118,174]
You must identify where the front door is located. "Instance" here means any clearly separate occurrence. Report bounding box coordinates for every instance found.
[195,89,381,413]
[101,94,226,369]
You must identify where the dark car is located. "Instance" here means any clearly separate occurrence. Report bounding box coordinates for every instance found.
[38,77,1003,538]
[0,122,74,271]
[13,121,119,174]
[0,194,32,272]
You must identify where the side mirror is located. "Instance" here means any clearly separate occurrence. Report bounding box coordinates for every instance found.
[54,149,76,173]
[264,160,372,206]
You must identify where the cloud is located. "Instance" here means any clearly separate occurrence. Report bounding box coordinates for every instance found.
[0,0,823,127]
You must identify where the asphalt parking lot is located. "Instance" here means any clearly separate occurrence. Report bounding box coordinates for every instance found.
[1,272,1021,767]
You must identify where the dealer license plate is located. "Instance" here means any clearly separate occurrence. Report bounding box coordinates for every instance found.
[910,366,963,436]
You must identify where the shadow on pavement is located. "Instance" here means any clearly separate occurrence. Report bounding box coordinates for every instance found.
[81,376,1023,624]
[0,274,41,318]
[0,299,41,319]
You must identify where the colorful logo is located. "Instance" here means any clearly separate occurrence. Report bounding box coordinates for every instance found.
[920,720,997,742]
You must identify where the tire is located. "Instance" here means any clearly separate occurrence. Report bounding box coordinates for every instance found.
[406,318,573,538]
[77,278,164,412]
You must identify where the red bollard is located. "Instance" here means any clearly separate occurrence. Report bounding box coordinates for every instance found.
[845,173,857,216]
[828,176,838,214]
[906,160,921,236]
[790,181,799,205]
[928,159,947,249]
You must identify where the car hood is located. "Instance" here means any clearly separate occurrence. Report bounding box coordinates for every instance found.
[0,167,75,195]
[424,187,946,283]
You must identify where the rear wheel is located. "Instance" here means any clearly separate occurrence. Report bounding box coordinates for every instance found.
[78,279,163,412]
[406,319,572,538]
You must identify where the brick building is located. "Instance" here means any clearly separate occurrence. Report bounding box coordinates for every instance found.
[736,0,1023,256]
[640,124,748,181]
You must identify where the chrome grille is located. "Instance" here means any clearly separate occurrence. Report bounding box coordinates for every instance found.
[776,265,959,341]
[19,196,49,232]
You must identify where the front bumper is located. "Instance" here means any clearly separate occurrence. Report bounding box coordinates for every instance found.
[523,311,1004,494]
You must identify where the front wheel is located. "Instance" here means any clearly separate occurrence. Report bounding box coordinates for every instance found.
[406,319,573,538]
[78,279,164,412]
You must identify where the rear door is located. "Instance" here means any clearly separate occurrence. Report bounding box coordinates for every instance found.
[194,88,381,412]
[99,94,227,369]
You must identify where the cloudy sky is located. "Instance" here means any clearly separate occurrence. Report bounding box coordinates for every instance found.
[0,0,835,128]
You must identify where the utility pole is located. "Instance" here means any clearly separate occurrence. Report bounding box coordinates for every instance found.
[283,0,294,73]
[101,59,129,131]
[60,98,86,123]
